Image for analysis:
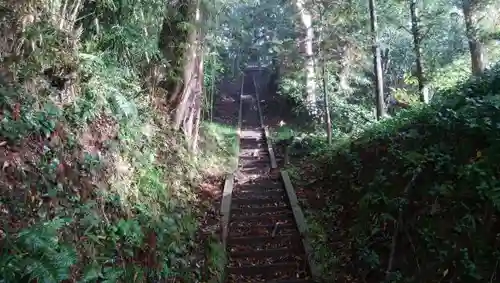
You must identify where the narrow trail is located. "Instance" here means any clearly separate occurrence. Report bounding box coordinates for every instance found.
[221,69,316,283]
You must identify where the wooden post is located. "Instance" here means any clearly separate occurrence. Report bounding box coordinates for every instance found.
[281,171,321,281]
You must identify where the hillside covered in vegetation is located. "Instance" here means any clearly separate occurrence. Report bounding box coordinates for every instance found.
[0,0,238,282]
[289,64,500,282]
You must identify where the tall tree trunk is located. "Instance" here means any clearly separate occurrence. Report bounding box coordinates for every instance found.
[159,0,194,108]
[172,0,202,131]
[368,0,386,120]
[294,0,317,116]
[409,0,428,103]
[462,0,486,75]
[318,5,332,144]
[159,0,206,152]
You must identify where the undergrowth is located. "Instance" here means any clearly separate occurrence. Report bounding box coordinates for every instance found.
[288,63,500,282]
[198,122,239,174]
[428,38,500,95]
[0,36,235,283]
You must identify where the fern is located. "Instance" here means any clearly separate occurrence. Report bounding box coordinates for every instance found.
[109,91,138,118]
[0,218,77,282]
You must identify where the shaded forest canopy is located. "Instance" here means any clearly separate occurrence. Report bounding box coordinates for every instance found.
[0,0,499,282]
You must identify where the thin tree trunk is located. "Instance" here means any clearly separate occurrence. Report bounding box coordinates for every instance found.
[294,0,317,116]
[462,0,486,75]
[321,58,332,144]
[368,0,386,119]
[409,0,428,103]
[210,50,215,122]
[59,0,68,29]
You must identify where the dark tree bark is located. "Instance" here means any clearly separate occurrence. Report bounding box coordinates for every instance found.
[462,0,486,75]
[409,0,428,103]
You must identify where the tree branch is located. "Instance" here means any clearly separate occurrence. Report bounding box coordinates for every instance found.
[397,25,412,34]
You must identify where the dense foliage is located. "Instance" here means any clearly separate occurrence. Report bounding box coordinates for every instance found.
[0,0,236,281]
[294,62,500,282]
[243,0,500,282]
[272,0,500,134]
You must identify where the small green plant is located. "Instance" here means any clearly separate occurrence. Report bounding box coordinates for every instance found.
[205,237,226,283]
[0,218,76,282]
